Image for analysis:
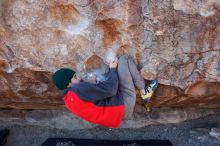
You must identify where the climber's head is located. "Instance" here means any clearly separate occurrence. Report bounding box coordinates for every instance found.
[52,68,80,90]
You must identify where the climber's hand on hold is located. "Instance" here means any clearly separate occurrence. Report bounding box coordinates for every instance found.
[110,58,118,68]
[87,74,97,84]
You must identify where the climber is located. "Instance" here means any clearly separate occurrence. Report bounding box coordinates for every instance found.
[52,54,158,128]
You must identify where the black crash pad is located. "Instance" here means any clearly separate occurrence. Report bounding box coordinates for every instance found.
[41,138,173,146]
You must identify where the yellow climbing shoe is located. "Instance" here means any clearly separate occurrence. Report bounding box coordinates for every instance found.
[141,80,158,102]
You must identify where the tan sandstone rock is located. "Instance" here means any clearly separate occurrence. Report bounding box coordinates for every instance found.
[0,0,219,109]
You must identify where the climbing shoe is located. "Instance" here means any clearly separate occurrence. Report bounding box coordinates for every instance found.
[141,80,158,102]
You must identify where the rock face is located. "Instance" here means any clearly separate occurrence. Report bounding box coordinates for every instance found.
[0,0,219,109]
[189,127,220,145]
[0,108,219,130]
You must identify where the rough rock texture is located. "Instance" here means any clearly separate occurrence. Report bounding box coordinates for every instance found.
[0,0,220,109]
[1,114,220,146]
[0,108,219,130]
[189,127,220,145]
